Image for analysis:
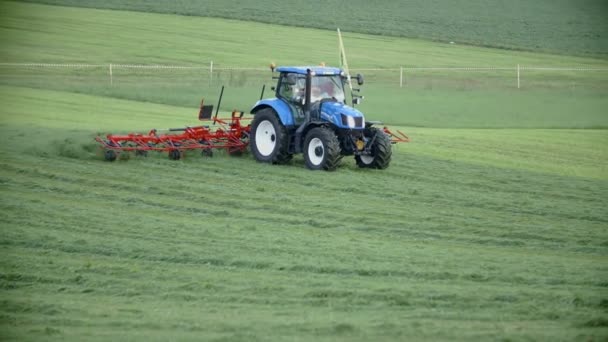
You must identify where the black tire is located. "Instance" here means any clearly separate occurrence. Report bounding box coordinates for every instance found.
[229,131,249,157]
[199,141,213,157]
[104,149,117,162]
[355,127,392,169]
[168,149,181,160]
[201,148,213,157]
[228,147,245,156]
[303,127,342,171]
[250,108,292,164]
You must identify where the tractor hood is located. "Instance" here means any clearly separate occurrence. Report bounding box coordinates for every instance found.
[320,101,365,129]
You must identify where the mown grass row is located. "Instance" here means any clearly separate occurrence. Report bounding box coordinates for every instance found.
[11,0,608,56]
[1,139,607,340]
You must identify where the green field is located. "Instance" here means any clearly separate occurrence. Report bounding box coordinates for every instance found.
[1,2,607,341]
[12,0,608,57]
[1,2,607,128]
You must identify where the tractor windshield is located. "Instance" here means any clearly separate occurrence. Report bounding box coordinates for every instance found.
[311,75,346,103]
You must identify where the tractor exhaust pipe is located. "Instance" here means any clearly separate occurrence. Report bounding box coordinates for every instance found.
[304,68,312,114]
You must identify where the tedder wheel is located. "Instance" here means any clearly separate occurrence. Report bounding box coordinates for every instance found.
[303,127,342,171]
[135,150,148,157]
[355,127,392,169]
[250,108,292,164]
[228,148,244,156]
[104,149,117,162]
[201,148,213,157]
[168,149,181,160]
[229,133,249,157]
[199,141,213,157]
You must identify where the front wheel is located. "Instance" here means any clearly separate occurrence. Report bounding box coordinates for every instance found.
[355,127,392,169]
[250,108,292,164]
[303,127,342,171]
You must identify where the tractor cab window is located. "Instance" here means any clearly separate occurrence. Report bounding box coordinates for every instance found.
[311,76,346,103]
[278,73,306,104]
[278,73,346,105]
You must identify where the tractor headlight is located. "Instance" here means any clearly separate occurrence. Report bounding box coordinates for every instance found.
[347,116,355,128]
[340,114,363,128]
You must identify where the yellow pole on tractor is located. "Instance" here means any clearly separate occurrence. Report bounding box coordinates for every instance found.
[337,28,353,93]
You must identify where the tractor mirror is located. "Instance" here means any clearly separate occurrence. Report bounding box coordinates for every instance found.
[356,73,364,86]
[284,74,297,85]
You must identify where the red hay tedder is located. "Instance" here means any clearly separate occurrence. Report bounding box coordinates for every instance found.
[96,98,251,161]
[95,88,409,164]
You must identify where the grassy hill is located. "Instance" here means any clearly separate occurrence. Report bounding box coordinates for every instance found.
[1,2,607,128]
[0,2,607,341]
[10,0,608,57]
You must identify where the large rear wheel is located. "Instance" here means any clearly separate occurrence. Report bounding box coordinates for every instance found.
[355,127,392,169]
[250,108,292,164]
[303,127,342,171]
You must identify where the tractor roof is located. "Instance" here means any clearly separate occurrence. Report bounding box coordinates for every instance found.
[275,66,343,76]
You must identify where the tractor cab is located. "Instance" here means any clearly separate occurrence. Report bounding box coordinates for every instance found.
[277,67,347,107]
[274,67,349,127]
[259,66,365,130]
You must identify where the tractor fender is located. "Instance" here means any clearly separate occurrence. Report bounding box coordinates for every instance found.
[250,99,295,127]
[300,121,330,136]
[293,121,332,154]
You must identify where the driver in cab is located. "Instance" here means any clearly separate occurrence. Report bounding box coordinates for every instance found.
[310,78,334,102]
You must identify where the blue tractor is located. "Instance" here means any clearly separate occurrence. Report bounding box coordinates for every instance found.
[249,66,392,171]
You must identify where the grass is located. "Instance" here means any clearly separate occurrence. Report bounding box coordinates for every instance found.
[0,71,608,129]
[2,70,607,129]
[0,2,607,129]
[0,2,607,341]
[361,87,608,128]
[1,85,607,341]
[11,0,608,57]
[405,127,608,180]
[2,1,608,67]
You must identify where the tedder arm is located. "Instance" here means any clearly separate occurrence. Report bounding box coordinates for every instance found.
[382,126,410,144]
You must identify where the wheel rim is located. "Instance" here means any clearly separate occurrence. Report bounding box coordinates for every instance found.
[308,137,324,166]
[255,120,276,157]
[360,154,374,164]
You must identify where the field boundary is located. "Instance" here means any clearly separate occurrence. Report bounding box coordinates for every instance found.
[2,62,608,71]
[2,62,607,89]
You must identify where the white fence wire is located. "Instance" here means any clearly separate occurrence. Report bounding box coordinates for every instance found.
[1,62,607,89]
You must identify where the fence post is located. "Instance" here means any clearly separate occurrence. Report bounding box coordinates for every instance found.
[109,63,113,85]
[400,67,403,88]
[209,61,213,86]
[517,64,520,89]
